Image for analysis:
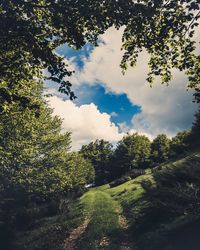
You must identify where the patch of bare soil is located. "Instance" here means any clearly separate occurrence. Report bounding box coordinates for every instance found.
[117,210,135,250]
[63,218,90,250]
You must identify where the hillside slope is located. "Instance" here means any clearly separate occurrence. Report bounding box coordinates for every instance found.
[14,150,200,250]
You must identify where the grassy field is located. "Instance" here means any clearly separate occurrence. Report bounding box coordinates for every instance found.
[14,150,200,250]
[76,150,200,250]
[74,172,153,249]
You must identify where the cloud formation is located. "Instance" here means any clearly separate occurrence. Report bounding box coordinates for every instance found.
[48,96,123,150]
[70,27,198,137]
[48,27,198,149]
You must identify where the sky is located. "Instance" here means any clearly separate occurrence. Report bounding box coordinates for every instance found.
[46,27,199,150]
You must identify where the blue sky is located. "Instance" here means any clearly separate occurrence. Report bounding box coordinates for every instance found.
[56,43,93,69]
[47,27,198,149]
[56,42,141,128]
[74,84,141,127]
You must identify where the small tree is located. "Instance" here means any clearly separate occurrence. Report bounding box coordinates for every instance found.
[112,133,151,178]
[189,90,200,148]
[169,131,191,158]
[151,134,171,166]
[80,139,113,185]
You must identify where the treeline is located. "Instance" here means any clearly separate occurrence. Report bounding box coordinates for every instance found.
[79,114,199,185]
[0,83,199,249]
[126,102,200,250]
[0,1,199,249]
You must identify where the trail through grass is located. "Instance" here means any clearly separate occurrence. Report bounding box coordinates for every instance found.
[13,150,200,250]
[77,190,122,249]
[67,176,146,249]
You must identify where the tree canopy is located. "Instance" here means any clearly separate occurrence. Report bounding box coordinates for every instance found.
[80,139,113,184]
[151,134,171,165]
[170,130,191,158]
[111,133,151,178]
[0,0,199,110]
[0,82,93,199]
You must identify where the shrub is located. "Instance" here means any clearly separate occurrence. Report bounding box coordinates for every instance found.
[129,169,145,179]
[109,176,131,188]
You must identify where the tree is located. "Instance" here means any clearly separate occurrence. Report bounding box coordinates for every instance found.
[138,153,200,250]
[121,1,200,91]
[0,106,71,175]
[0,0,199,109]
[0,82,95,248]
[112,133,151,178]
[11,152,94,198]
[190,89,200,147]
[151,134,171,166]
[0,82,94,199]
[169,130,191,158]
[80,139,113,185]
[0,83,70,184]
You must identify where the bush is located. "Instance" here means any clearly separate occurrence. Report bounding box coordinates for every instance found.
[129,169,145,179]
[109,176,131,188]
[131,153,200,250]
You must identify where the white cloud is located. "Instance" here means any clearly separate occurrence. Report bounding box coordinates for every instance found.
[118,122,154,140]
[47,96,123,150]
[110,111,118,117]
[70,27,198,138]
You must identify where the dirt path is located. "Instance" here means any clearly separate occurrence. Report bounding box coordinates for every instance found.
[63,190,134,250]
[63,218,90,250]
[117,209,135,250]
[63,191,96,250]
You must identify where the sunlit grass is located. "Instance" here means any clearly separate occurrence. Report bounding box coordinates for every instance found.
[15,150,200,250]
[78,190,122,249]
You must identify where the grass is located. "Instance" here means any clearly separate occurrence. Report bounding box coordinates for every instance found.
[14,200,85,250]
[77,190,122,249]
[14,150,200,250]
[85,150,200,250]
[98,174,152,210]
[76,173,153,249]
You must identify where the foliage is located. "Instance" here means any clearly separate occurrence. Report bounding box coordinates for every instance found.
[0,80,94,195]
[89,151,200,250]
[0,83,94,249]
[150,134,171,166]
[0,0,199,110]
[120,0,200,91]
[145,154,200,217]
[109,175,131,188]
[11,152,94,198]
[190,92,200,147]
[130,152,200,250]
[80,139,113,185]
[0,84,70,195]
[111,133,151,178]
[10,149,200,250]
[0,1,200,248]
[169,130,191,157]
